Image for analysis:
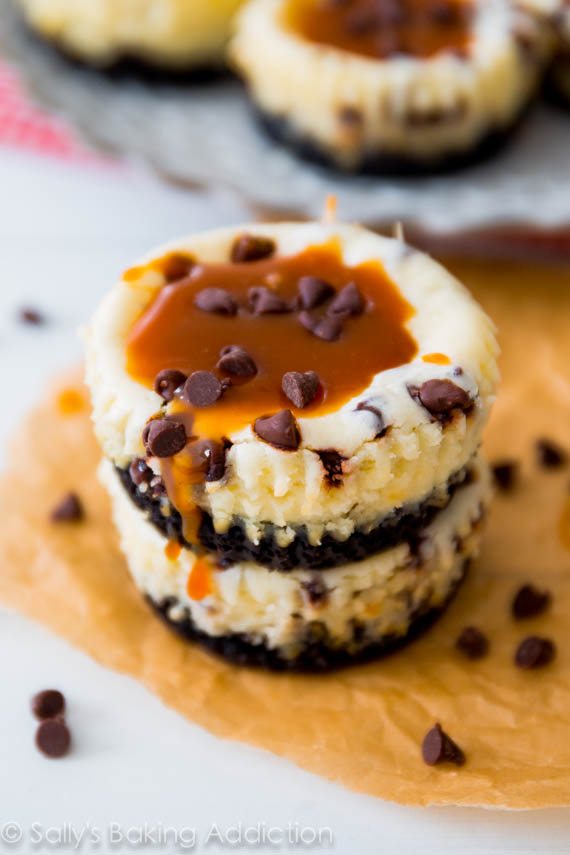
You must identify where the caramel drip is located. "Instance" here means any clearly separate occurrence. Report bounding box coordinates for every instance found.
[422,352,451,365]
[285,0,474,61]
[164,541,182,561]
[186,557,214,601]
[57,387,86,416]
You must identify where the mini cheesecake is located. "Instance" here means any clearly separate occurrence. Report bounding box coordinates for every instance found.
[231,0,551,173]
[16,0,245,71]
[85,221,498,670]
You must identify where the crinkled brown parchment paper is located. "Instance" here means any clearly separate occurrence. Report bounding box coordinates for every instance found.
[1,258,570,808]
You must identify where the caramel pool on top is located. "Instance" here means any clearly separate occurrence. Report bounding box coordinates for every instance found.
[285,0,474,62]
[125,239,417,439]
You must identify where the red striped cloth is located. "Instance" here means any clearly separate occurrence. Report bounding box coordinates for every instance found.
[0,62,109,162]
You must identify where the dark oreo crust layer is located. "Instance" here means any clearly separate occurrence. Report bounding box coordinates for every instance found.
[116,464,473,571]
[254,106,528,176]
[148,560,469,672]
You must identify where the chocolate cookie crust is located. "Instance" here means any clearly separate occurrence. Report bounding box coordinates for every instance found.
[117,463,474,571]
[255,107,528,177]
[149,561,469,671]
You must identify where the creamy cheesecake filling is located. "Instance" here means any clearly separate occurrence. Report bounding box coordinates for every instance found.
[231,0,550,168]
[15,0,245,68]
[101,456,491,660]
[85,223,498,551]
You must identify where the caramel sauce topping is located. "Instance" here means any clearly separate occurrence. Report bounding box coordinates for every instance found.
[286,0,474,61]
[186,557,214,601]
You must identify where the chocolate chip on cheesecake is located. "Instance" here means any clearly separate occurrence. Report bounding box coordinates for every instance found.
[355,401,387,438]
[422,723,465,767]
[298,311,346,342]
[512,584,551,620]
[297,276,335,309]
[414,379,472,420]
[161,253,194,283]
[183,371,225,408]
[254,409,300,450]
[154,369,187,402]
[248,286,292,315]
[143,419,187,458]
[129,458,154,487]
[327,282,365,316]
[189,439,227,482]
[515,636,556,669]
[231,233,276,263]
[50,492,84,523]
[217,345,258,381]
[282,370,320,409]
[194,287,238,316]
[317,450,345,487]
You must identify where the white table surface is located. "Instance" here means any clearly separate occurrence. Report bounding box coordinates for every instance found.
[1,147,569,855]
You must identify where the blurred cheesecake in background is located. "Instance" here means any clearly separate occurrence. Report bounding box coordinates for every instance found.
[231,0,552,173]
[550,0,570,105]
[14,0,246,71]
[85,220,498,670]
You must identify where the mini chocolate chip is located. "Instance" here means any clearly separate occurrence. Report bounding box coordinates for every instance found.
[183,371,224,408]
[317,450,345,487]
[231,234,276,263]
[536,438,567,469]
[356,402,386,437]
[254,409,300,451]
[150,476,167,498]
[51,492,84,523]
[512,584,552,620]
[154,369,187,402]
[300,314,345,342]
[298,276,335,310]
[417,379,472,418]
[32,690,66,720]
[248,287,291,315]
[217,345,257,380]
[339,105,363,126]
[129,458,154,487]
[282,371,320,409]
[422,723,465,767]
[143,419,187,458]
[19,306,46,325]
[190,439,227,482]
[492,460,519,491]
[194,287,238,316]
[327,282,365,316]
[162,253,194,282]
[36,718,71,759]
[455,627,489,660]
[515,636,556,669]
[301,576,329,607]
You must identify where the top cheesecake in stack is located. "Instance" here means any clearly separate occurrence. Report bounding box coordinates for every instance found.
[85,221,498,670]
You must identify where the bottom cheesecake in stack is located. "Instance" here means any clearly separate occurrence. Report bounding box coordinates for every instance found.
[85,221,498,670]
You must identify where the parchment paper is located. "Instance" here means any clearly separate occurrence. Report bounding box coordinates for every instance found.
[1,257,570,808]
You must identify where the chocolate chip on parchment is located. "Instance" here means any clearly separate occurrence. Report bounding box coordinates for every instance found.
[455,626,489,660]
[282,371,320,409]
[356,402,386,437]
[19,306,46,326]
[189,439,227,482]
[194,287,238,316]
[143,419,187,458]
[217,345,257,380]
[298,276,335,310]
[310,315,346,342]
[492,460,519,492]
[535,438,567,469]
[327,282,365,316]
[162,253,194,282]
[231,234,275,263]
[512,584,552,620]
[129,458,154,487]
[254,409,300,451]
[50,492,84,523]
[35,718,71,759]
[417,379,472,418]
[154,369,187,403]
[32,690,66,721]
[183,371,224,408]
[422,723,465,767]
[515,636,556,669]
[248,286,291,315]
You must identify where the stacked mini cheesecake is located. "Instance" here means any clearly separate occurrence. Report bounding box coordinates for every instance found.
[85,221,498,670]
